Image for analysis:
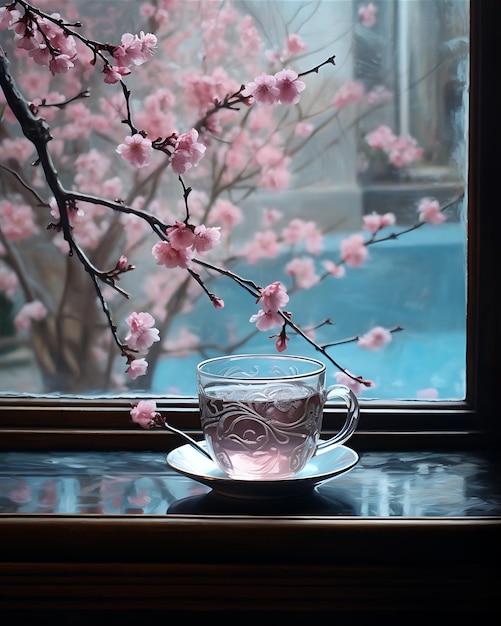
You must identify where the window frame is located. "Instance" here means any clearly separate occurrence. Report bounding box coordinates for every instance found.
[0,0,499,452]
[0,6,499,616]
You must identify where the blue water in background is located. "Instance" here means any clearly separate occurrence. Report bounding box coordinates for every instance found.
[152,224,466,400]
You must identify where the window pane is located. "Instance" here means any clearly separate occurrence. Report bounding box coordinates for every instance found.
[0,0,468,400]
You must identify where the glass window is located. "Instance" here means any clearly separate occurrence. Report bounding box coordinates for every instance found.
[0,0,469,405]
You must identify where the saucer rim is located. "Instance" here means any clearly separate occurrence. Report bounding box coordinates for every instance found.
[166,442,359,497]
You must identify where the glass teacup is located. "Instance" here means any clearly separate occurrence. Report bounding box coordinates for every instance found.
[196,354,360,480]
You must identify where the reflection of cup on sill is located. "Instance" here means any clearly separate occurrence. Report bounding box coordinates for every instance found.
[167,487,358,516]
[196,354,360,481]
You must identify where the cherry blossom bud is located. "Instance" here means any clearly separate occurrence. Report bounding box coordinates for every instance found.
[117,255,129,271]
[211,295,225,309]
[274,329,289,352]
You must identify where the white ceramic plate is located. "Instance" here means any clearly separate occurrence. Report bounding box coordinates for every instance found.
[166,442,359,499]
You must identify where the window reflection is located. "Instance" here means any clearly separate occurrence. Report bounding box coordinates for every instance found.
[1,450,498,516]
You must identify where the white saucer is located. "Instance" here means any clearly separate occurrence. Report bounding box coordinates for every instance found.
[166,442,359,499]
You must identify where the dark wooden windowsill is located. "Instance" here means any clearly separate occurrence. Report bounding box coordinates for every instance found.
[1,437,499,615]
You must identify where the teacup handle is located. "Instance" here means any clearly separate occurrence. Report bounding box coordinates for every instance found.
[316,384,360,455]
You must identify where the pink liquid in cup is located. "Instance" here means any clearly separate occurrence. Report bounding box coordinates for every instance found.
[199,382,325,480]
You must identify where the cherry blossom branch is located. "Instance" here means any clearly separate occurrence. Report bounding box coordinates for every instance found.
[318,193,464,282]
[297,54,336,77]
[12,0,116,60]
[34,89,90,109]
[364,193,463,244]
[0,46,145,361]
[321,325,404,349]
[0,163,49,207]
[0,2,441,391]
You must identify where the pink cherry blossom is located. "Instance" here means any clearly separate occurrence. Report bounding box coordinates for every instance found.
[274,69,305,105]
[28,42,52,66]
[305,222,324,254]
[116,255,129,271]
[48,53,76,76]
[388,135,423,168]
[0,200,38,241]
[357,326,392,351]
[259,281,289,311]
[192,224,221,253]
[116,133,153,168]
[262,208,282,227]
[417,198,446,225]
[113,31,157,67]
[242,73,279,105]
[152,240,194,269]
[126,358,149,380]
[14,25,43,50]
[0,264,19,297]
[294,121,313,137]
[211,296,225,309]
[363,211,396,233]
[335,371,375,395]
[333,81,365,109]
[285,257,320,289]
[285,33,307,56]
[137,31,158,61]
[135,89,176,139]
[323,260,346,278]
[130,399,158,428]
[170,128,206,175]
[365,125,423,169]
[0,138,34,162]
[238,15,261,57]
[40,20,78,59]
[282,218,322,251]
[358,3,378,28]
[365,125,397,151]
[274,332,289,352]
[258,161,291,190]
[0,7,20,29]
[363,214,383,234]
[166,221,195,250]
[50,197,84,228]
[241,231,281,264]
[249,308,283,331]
[14,300,48,331]
[125,311,160,352]
[209,199,243,228]
[340,234,369,268]
[102,64,131,84]
[366,86,393,106]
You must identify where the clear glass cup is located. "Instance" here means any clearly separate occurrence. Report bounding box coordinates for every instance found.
[196,354,360,480]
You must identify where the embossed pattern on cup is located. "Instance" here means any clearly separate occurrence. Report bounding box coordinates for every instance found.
[199,381,324,479]
[197,355,360,481]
